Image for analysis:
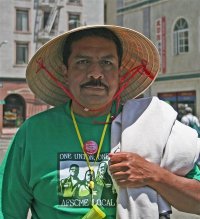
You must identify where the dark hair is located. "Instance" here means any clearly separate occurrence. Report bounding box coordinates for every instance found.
[70,164,79,169]
[62,27,123,68]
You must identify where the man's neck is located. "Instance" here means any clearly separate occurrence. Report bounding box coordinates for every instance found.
[71,101,112,117]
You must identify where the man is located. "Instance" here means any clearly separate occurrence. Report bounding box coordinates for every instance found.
[95,161,116,201]
[60,164,81,197]
[96,162,108,187]
[1,25,200,219]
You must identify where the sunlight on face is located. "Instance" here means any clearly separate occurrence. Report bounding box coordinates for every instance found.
[64,36,120,112]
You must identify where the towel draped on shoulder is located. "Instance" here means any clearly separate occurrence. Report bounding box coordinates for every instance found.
[111,97,200,219]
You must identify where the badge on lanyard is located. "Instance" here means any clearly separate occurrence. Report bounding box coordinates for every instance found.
[84,141,98,155]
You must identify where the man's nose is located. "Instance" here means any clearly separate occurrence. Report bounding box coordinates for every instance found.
[87,62,104,79]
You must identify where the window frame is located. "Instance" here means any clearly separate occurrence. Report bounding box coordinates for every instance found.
[173,18,189,55]
[68,13,81,30]
[67,0,81,5]
[15,8,30,32]
[15,41,29,65]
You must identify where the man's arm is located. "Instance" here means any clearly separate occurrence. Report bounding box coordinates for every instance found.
[108,152,200,215]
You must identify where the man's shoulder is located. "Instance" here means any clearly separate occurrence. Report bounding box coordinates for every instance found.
[28,104,66,121]
[118,96,177,129]
[19,104,67,131]
[125,96,171,106]
[123,96,176,115]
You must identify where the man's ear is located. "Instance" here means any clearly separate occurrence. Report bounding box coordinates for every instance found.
[62,64,69,85]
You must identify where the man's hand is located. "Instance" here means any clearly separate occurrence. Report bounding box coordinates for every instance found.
[108,152,200,214]
[108,152,159,188]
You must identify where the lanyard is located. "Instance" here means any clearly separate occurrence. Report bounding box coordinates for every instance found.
[70,107,111,207]
[70,107,110,169]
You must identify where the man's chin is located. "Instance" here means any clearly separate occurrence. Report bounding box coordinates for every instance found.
[80,98,112,109]
[81,88,107,96]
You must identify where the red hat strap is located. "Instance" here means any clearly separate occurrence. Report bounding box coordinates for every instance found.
[35,58,154,114]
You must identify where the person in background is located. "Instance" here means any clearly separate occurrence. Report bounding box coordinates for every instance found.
[181,106,200,127]
[1,25,200,219]
[181,106,200,138]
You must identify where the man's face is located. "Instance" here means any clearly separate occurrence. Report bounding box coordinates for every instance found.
[63,36,120,110]
[70,166,79,177]
[99,162,107,176]
[85,171,91,182]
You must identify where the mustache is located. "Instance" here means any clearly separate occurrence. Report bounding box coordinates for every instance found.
[80,79,108,89]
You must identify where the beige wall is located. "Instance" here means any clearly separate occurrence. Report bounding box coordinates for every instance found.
[116,0,200,117]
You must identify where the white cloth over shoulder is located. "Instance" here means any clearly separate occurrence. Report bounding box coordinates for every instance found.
[111,97,200,219]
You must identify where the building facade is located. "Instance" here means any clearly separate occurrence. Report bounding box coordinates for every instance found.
[117,0,200,120]
[0,0,104,135]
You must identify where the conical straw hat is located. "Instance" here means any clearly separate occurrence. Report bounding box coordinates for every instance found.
[26,25,160,106]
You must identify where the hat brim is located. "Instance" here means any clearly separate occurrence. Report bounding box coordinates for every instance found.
[26,25,160,106]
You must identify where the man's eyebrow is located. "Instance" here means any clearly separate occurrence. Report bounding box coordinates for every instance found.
[73,55,91,59]
[73,54,117,60]
[101,55,117,60]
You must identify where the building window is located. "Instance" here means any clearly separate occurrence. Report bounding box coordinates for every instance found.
[158,91,196,121]
[43,11,57,33]
[16,42,29,64]
[68,13,80,30]
[16,9,29,32]
[173,18,189,55]
[68,0,81,4]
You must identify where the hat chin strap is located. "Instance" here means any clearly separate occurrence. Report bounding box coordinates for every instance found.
[36,58,154,113]
[57,84,122,114]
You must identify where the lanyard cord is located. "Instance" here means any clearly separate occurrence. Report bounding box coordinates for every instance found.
[70,107,111,171]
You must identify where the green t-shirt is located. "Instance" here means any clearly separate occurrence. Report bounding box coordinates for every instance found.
[1,101,200,219]
[1,102,117,219]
